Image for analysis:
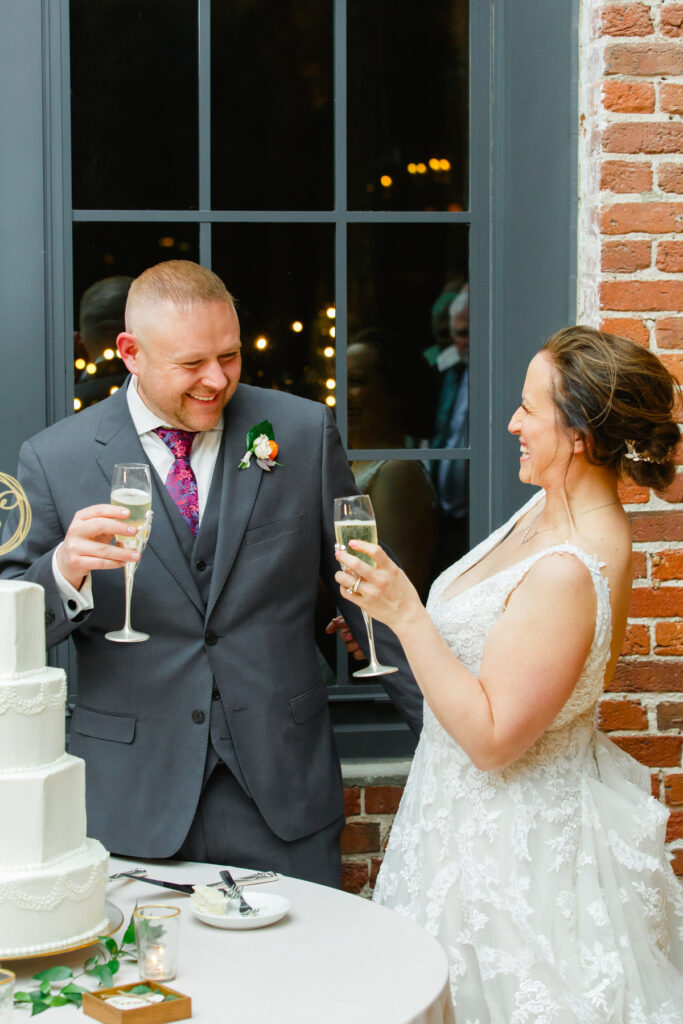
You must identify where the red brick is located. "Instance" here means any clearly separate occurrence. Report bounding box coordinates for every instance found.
[665,810,683,842]
[611,734,683,766]
[621,623,650,656]
[602,80,654,112]
[601,280,683,312]
[602,239,651,272]
[609,661,683,692]
[656,473,683,503]
[660,351,683,385]
[629,584,683,617]
[630,511,683,542]
[661,4,683,37]
[652,549,683,581]
[598,698,649,730]
[601,202,683,234]
[632,550,648,578]
[651,773,661,799]
[660,83,683,114]
[656,240,683,273]
[340,820,381,854]
[601,4,653,36]
[601,160,653,193]
[655,623,683,656]
[344,786,361,816]
[341,860,369,894]
[369,856,383,888]
[603,123,683,155]
[664,772,683,805]
[604,42,683,76]
[600,316,650,345]
[365,785,403,815]
[671,848,683,876]
[618,478,650,503]
[655,316,683,348]
[657,701,683,729]
[658,162,683,194]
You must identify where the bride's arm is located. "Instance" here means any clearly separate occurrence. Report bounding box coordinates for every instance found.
[335,542,597,770]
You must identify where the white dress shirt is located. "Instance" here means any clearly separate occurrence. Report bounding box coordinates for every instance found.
[53,376,223,617]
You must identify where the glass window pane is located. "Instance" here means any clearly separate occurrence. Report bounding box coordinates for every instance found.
[212,1,333,211]
[348,0,468,211]
[72,223,199,410]
[347,222,469,590]
[211,223,334,400]
[70,0,198,210]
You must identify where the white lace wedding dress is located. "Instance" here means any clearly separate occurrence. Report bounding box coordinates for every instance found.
[373,492,683,1023]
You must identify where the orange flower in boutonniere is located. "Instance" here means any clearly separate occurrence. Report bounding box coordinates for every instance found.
[238,420,281,472]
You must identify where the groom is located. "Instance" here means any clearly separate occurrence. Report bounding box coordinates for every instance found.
[0,260,422,887]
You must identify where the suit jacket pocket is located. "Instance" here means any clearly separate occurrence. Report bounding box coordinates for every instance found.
[290,685,328,724]
[72,705,136,744]
[244,513,303,547]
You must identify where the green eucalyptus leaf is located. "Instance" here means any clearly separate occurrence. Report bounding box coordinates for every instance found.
[83,955,99,971]
[61,983,88,995]
[88,963,114,988]
[129,985,153,995]
[29,991,47,1003]
[122,909,137,946]
[38,981,50,997]
[33,966,73,983]
[13,991,32,1003]
[164,994,180,1001]
[45,996,69,1007]
[29,1000,50,1016]
[101,937,119,956]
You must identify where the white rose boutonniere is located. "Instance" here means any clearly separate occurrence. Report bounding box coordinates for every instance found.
[238,419,281,471]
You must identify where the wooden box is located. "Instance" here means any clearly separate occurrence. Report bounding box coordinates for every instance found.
[81,981,191,1024]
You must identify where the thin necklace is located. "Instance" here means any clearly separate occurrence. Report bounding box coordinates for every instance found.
[520,499,621,545]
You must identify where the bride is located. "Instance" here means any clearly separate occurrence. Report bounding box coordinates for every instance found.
[334,326,683,1022]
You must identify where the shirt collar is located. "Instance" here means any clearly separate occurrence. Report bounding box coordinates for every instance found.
[125,375,223,437]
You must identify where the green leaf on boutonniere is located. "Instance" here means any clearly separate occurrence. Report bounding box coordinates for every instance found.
[245,419,274,450]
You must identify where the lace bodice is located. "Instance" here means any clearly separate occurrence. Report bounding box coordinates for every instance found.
[427,490,612,736]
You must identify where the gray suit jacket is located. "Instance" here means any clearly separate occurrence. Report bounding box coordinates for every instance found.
[1,382,423,857]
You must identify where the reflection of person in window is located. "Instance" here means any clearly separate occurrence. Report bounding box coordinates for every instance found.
[74,276,133,407]
[347,328,439,600]
[432,284,469,569]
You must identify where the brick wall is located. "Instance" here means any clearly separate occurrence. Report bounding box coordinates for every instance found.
[596,0,683,877]
[341,0,683,897]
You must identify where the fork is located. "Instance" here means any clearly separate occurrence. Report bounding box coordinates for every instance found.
[108,867,147,881]
[219,869,257,916]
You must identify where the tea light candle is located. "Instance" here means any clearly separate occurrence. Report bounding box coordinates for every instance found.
[142,944,168,980]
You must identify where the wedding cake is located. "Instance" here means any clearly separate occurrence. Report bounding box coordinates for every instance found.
[0,580,108,957]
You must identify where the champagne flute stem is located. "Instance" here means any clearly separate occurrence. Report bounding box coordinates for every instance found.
[123,563,135,634]
[361,610,380,669]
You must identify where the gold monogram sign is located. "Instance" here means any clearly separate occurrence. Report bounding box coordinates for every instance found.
[0,473,31,556]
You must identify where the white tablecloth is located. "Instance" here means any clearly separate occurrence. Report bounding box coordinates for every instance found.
[10,857,455,1024]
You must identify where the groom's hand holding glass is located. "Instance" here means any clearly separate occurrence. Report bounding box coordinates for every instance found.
[55,503,141,591]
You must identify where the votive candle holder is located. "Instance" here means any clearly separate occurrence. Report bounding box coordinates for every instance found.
[133,905,181,982]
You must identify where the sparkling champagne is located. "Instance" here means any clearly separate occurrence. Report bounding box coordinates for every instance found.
[111,487,152,543]
[334,519,378,567]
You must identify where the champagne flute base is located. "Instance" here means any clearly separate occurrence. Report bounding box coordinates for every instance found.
[105,629,149,643]
[353,664,398,678]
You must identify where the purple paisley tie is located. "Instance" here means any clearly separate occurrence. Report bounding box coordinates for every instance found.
[153,428,199,536]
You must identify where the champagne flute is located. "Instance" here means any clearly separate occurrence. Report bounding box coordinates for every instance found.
[105,463,153,643]
[333,494,398,678]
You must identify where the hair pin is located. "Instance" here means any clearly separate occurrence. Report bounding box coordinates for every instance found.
[623,439,663,464]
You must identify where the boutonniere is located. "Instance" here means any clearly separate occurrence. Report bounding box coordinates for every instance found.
[238,419,281,471]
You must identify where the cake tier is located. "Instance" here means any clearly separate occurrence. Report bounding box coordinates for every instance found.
[0,581,46,676]
[0,666,66,770]
[0,838,108,957]
[0,753,86,868]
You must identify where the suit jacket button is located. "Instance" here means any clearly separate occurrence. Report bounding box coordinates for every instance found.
[205,631,217,646]
[192,710,205,724]
[45,609,56,625]
[196,559,207,571]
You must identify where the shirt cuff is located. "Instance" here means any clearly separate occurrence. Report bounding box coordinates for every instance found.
[52,545,94,618]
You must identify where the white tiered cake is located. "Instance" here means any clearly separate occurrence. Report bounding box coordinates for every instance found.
[0,580,108,957]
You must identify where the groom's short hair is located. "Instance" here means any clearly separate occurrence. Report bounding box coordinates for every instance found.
[125,260,236,331]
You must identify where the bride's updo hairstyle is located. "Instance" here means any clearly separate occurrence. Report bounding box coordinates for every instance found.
[542,326,681,491]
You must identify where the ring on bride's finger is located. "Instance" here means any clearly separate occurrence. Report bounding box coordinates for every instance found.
[351,575,362,594]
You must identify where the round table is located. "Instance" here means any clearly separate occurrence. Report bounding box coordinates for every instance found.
[10,857,455,1024]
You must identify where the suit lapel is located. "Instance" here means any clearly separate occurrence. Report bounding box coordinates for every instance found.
[94,385,204,615]
[206,389,264,617]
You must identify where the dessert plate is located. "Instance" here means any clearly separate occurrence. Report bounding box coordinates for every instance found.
[190,891,290,930]
[2,900,124,960]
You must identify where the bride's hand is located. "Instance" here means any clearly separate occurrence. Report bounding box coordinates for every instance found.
[325,614,366,661]
[334,541,421,631]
